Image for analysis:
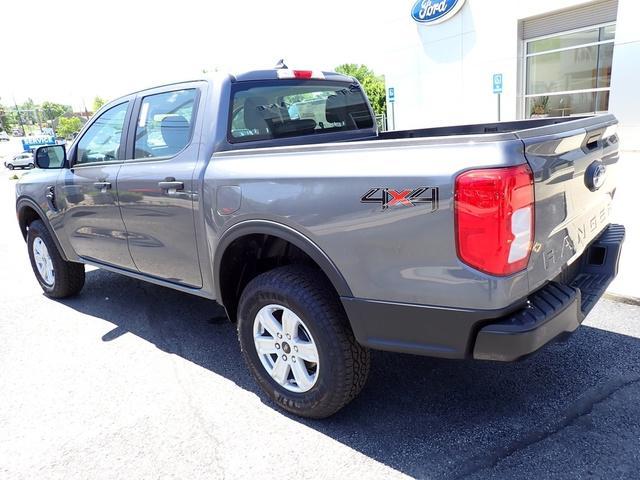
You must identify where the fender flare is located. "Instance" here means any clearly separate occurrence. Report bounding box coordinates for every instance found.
[16,197,69,261]
[213,220,353,303]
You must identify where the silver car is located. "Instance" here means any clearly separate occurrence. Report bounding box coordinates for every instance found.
[4,152,35,170]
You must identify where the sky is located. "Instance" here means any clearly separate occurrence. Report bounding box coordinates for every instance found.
[1,0,405,111]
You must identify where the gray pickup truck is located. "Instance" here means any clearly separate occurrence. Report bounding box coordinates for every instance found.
[17,68,625,418]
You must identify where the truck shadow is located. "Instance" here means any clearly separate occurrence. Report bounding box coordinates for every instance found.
[59,269,640,479]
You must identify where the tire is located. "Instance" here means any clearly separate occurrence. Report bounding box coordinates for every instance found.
[7,164,13,170]
[27,219,85,298]
[237,265,370,418]
[28,163,35,169]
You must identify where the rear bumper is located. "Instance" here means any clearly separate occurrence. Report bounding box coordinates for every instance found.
[342,223,625,361]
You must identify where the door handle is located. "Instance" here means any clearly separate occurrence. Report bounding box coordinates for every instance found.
[93,181,112,190]
[158,179,184,191]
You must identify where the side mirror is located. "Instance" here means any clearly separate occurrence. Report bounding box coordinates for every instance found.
[35,144,67,169]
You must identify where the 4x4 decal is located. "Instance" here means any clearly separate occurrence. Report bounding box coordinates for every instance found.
[361,187,439,211]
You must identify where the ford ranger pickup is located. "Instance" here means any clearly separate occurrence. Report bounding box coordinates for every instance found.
[16,68,625,418]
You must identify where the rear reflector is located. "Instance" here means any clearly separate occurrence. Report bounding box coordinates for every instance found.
[277,69,325,80]
[455,164,534,276]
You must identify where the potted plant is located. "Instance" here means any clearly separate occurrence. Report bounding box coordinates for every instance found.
[530,96,550,118]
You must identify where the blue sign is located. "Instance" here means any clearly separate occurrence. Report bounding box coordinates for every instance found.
[411,0,467,25]
[493,74,503,94]
[388,87,395,103]
[22,135,56,152]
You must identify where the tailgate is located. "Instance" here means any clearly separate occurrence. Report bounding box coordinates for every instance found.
[517,114,619,291]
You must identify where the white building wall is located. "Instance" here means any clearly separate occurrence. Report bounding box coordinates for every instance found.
[383,0,639,150]
[608,0,640,150]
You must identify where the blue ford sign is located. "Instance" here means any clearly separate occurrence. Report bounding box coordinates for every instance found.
[411,0,467,25]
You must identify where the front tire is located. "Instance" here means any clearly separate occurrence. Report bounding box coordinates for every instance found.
[27,220,85,298]
[7,164,14,170]
[237,265,370,418]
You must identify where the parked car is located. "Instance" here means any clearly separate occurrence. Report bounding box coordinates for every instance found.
[12,128,24,137]
[0,131,10,142]
[16,68,625,418]
[5,152,34,170]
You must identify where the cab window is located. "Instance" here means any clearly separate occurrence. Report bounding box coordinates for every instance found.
[76,102,128,164]
[229,81,374,143]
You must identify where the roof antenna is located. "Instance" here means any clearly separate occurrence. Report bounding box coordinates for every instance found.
[274,59,288,69]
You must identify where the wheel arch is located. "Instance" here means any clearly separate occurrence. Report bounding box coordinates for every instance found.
[16,197,69,261]
[214,220,352,321]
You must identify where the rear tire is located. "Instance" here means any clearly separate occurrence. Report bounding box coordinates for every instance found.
[237,265,370,418]
[27,220,85,298]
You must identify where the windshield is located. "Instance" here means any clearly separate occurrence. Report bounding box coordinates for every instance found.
[229,80,374,143]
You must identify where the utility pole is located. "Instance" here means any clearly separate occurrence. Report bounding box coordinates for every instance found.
[82,98,89,119]
[13,97,26,135]
[35,109,43,131]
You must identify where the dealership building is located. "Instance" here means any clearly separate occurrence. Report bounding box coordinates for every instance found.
[382,0,639,150]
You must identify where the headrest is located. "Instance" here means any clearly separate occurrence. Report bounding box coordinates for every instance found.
[325,95,345,124]
[243,96,270,132]
[160,115,191,149]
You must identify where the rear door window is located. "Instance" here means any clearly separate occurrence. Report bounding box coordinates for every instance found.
[133,89,197,159]
[229,81,374,143]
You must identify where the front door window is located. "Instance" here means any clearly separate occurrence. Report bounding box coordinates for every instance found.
[76,102,128,164]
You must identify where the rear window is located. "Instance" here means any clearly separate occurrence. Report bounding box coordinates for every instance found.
[229,80,374,143]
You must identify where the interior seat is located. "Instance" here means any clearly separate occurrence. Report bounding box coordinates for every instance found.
[160,115,191,156]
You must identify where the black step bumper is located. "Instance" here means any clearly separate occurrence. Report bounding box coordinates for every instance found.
[343,224,625,361]
[474,224,625,361]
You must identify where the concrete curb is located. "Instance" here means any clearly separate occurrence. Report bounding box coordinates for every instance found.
[604,292,640,307]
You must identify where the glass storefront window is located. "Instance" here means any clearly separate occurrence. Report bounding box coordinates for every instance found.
[526,91,610,118]
[527,45,599,94]
[527,28,599,54]
[524,24,615,118]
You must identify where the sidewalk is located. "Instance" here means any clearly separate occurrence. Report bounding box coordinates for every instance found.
[607,150,639,300]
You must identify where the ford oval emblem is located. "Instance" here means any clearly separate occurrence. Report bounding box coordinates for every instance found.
[585,161,607,191]
[411,0,467,25]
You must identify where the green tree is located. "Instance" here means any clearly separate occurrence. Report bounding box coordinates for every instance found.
[335,64,386,116]
[19,98,37,124]
[92,96,106,112]
[56,116,82,137]
[41,101,72,122]
[0,100,15,132]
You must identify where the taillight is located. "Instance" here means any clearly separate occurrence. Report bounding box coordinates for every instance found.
[455,164,534,276]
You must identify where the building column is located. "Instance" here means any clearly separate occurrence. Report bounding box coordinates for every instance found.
[609,0,640,151]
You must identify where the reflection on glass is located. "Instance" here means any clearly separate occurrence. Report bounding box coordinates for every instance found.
[601,25,616,41]
[597,42,614,88]
[527,28,599,54]
[527,46,599,94]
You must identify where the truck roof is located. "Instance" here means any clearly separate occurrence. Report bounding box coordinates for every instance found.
[117,69,356,100]
[232,69,354,83]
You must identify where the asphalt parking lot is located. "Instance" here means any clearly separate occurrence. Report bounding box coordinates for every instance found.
[1,165,639,479]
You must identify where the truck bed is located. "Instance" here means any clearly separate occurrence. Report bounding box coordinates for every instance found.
[377,116,589,140]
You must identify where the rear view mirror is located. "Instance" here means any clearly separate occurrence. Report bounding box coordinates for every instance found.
[35,144,67,169]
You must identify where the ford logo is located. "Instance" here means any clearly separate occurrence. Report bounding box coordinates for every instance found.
[585,161,607,191]
[411,0,467,25]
